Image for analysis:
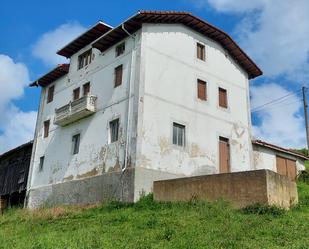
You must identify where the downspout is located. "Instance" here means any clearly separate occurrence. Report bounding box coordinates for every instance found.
[121,23,137,173]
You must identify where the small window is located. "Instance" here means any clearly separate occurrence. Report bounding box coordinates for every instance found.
[73,87,80,101]
[47,85,54,103]
[43,120,50,138]
[115,43,125,57]
[197,79,207,100]
[78,49,92,69]
[173,123,185,147]
[114,65,123,87]
[109,119,119,143]
[83,82,90,96]
[197,43,205,61]
[219,87,228,108]
[39,156,45,172]
[72,134,80,155]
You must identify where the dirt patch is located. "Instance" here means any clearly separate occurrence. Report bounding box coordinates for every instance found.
[77,168,98,179]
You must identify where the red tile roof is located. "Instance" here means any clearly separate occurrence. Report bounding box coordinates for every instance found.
[92,10,262,79]
[57,22,113,58]
[29,64,69,87]
[252,139,309,160]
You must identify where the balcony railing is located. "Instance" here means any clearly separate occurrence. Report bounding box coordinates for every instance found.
[54,95,97,126]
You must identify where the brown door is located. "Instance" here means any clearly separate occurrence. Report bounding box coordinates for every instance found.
[286,159,297,181]
[276,156,297,181]
[219,137,230,173]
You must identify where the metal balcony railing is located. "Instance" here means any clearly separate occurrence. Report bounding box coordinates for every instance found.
[54,95,97,126]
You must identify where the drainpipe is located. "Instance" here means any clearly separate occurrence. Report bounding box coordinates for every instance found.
[121,23,136,173]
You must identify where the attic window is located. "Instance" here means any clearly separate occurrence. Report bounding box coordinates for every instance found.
[78,49,92,69]
[47,85,54,103]
[115,43,125,57]
[197,43,205,61]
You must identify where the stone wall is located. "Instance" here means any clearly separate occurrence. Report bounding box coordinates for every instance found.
[153,170,298,209]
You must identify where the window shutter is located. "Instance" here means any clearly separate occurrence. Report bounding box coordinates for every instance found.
[219,87,227,108]
[47,86,54,103]
[44,120,50,138]
[83,82,90,96]
[197,79,207,100]
[115,65,123,87]
[73,88,80,101]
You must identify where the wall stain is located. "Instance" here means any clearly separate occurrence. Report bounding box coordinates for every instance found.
[64,175,74,181]
[77,168,98,179]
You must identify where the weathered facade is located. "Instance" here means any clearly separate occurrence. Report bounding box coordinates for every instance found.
[0,141,33,211]
[27,11,267,208]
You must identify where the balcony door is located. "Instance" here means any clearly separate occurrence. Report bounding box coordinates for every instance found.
[219,136,230,173]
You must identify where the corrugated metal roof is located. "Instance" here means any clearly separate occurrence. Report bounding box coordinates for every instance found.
[92,10,263,79]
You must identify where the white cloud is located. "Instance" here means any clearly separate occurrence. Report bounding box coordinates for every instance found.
[0,54,37,154]
[251,83,305,148]
[32,22,86,66]
[201,0,309,79]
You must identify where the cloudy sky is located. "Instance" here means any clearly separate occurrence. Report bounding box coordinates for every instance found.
[0,0,308,153]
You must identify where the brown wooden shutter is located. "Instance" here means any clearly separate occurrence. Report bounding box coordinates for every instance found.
[197,79,207,100]
[276,156,287,175]
[114,65,123,87]
[286,159,297,181]
[47,86,54,103]
[43,120,50,138]
[73,88,80,101]
[83,82,90,96]
[197,43,205,61]
[219,137,230,173]
[219,87,228,108]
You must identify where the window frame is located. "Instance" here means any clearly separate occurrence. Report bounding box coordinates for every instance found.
[78,49,92,70]
[73,87,80,101]
[172,122,186,147]
[72,133,81,155]
[197,79,207,101]
[197,42,205,61]
[109,118,119,143]
[115,42,125,57]
[39,156,45,172]
[114,64,123,87]
[47,85,54,103]
[43,120,50,138]
[218,87,228,108]
[83,82,90,96]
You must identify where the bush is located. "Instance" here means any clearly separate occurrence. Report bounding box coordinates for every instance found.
[241,203,286,216]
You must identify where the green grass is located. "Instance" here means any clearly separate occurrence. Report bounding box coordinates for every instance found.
[0,182,308,249]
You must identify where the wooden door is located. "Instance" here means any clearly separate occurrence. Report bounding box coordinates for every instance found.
[276,156,287,176]
[219,137,230,173]
[286,159,297,181]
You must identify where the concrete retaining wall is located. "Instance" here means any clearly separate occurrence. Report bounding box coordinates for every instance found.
[27,168,135,209]
[153,169,298,209]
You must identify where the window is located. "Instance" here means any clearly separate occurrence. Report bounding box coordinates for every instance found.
[218,87,228,108]
[83,82,90,96]
[197,42,205,61]
[173,123,185,147]
[72,134,80,155]
[39,156,45,172]
[78,49,92,69]
[197,79,207,100]
[109,119,119,143]
[47,85,54,103]
[116,43,125,57]
[73,87,80,101]
[114,65,123,87]
[43,120,50,138]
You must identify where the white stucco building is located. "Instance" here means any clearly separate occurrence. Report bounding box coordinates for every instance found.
[26,11,306,208]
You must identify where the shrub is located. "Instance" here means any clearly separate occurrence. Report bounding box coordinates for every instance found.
[241,203,285,216]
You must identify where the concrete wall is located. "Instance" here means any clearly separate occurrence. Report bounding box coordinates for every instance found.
[135,24,253,181]
[253,144,306,173]
[153,169,298,209]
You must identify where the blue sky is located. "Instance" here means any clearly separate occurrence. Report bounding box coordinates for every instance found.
[1,0,308,152]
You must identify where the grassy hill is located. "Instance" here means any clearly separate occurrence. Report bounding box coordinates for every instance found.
[0,180,308,249]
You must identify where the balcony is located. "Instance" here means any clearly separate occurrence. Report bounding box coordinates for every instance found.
[54,95,97,126]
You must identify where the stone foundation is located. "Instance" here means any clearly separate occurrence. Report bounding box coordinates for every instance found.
[153,170,298,209]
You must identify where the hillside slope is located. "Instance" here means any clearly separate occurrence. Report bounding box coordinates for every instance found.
[0,181,308,249]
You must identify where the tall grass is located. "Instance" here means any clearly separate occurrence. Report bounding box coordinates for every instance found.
[0,181,308,249]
